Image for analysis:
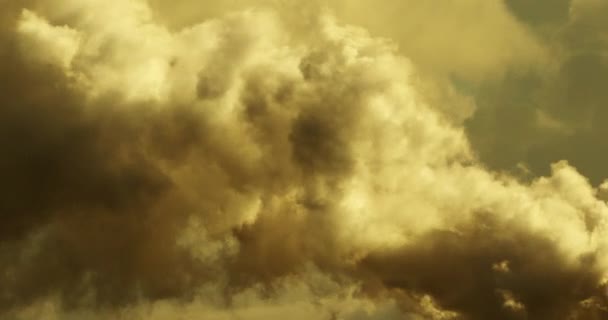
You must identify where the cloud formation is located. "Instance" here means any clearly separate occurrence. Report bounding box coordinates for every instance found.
[1,1,608,319]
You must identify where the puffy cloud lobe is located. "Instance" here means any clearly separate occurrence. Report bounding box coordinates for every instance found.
[16,10,81,70]
[1,1,608,319]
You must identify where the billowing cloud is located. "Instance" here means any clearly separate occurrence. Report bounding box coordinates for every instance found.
[1,1,608,319]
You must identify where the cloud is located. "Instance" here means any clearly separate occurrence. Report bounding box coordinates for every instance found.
[1,1,607,319]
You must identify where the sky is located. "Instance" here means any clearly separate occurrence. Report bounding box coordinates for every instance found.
[1,0,608,319]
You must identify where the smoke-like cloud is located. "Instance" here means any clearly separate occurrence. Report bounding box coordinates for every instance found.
[1,1,608,319]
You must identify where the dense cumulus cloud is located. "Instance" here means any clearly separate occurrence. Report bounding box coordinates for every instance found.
[1,1,608,319]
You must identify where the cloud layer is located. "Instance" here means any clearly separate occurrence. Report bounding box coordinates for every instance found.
[1,1,608,319]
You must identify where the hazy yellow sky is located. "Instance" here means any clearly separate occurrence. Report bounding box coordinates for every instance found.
[2,1,608,319]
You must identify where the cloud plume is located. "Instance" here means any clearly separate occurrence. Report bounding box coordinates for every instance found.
[1,1,608,319]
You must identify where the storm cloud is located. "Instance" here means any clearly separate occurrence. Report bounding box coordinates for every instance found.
[1,1,608,319]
